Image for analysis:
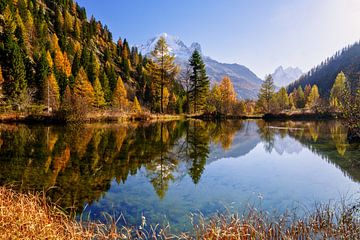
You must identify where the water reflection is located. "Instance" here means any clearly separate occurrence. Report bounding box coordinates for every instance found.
[0,120,359,220]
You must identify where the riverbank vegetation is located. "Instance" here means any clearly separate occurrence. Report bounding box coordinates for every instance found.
[1,186,359,239]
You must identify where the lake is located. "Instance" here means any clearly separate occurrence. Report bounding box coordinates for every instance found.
[0,120,359,232]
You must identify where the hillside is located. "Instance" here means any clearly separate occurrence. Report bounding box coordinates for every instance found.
[288,41,360,96]
[138,33,263,99]
[0,0,163,113]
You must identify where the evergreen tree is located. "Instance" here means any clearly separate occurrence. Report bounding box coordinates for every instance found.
[34,49,50,101]
[99,69,111,102]
[257,75,275,113]
[146,36,178,113]
[189,50,209,113]
[296,86,305,108]
[3,36,27,107]
[112,76,128,110]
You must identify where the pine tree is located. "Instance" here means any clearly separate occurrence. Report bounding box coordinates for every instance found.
[93,77,105,107]
[99,69,111,102]
[3,36,27,107]
[34,49,50,101]
[112,76,128,110]
[132,96,141,113]
[145,36,178,113]
[296,86,305,108]
[189,50,209,113]
[330,71,347,108]
[258,75,275,113]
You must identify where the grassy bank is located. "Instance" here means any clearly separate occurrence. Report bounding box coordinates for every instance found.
[1,187,359,239]
[0,111,185,124]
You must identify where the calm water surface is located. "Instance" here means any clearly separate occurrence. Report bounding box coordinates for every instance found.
[0,120,359,231]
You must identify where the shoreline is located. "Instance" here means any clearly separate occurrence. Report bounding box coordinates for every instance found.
[0,111,341,124]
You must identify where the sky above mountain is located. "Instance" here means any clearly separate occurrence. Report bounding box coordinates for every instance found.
[76,0,360,78]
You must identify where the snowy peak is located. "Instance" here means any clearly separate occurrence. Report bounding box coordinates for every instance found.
[137,33,263,99]
[138,33,193,59]
[271,66,303,87]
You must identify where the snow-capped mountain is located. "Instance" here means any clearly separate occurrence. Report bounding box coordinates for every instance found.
[137,33,263,99]
[271,66,303,88]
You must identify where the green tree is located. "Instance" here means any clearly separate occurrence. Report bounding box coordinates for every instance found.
[296,86,305,108]
[146,36,178,113]
[189,50,209,113]
[258,75,275,113]
[3,37,27,108]
[34,49,50,101]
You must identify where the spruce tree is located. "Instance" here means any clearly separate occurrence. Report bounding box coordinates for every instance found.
[99,69,111,103]
[34,49,50,101]
[296,86,305,108]
[258,75,275,113]
[189,50,209,113]
[3,36,27,107]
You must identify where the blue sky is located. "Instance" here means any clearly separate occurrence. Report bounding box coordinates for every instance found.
[76,0,360,78]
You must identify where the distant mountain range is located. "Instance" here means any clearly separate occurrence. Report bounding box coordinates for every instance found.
[138,33,263,99]
[271,66,303,88]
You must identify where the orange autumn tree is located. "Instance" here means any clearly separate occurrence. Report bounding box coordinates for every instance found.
[219,76,237,114]
[73,67,95,106]
[112,76,128,110]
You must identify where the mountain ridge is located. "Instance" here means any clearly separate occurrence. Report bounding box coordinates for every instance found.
[138,33,263,99]
[271,66,303,88]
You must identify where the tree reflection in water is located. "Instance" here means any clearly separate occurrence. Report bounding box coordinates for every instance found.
[0,120,359,215]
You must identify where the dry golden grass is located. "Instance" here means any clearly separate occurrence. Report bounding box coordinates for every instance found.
[191,205,360,240]
[0,187,173,240]
[1,186,359,239]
